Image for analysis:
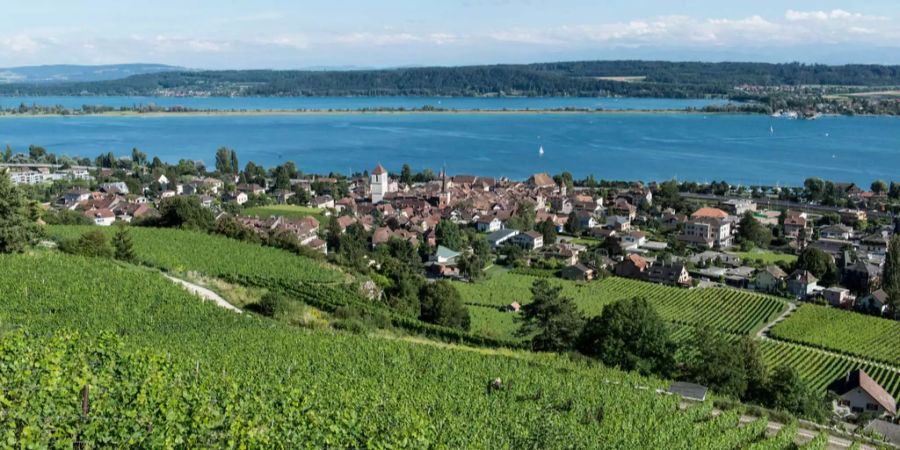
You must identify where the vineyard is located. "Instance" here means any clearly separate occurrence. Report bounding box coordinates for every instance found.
[242,204,327,221]
[769,304,900,367]
[456,272,787,339]
[0,251,807,448]
[759,340,900,399]
[47,225,344,284]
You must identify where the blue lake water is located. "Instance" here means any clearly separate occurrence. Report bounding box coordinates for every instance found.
[0,96,728,111]
[1,113,898,186]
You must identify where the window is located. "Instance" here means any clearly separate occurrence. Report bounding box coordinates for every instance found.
[838,399,850,407]
[866,403,879,411]
[851,407,863,413]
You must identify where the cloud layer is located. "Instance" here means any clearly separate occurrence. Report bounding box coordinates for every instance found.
[1,9,897,68]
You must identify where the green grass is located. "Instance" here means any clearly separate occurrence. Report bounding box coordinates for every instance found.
[0,251,791,448]
[243,204,327,221]
[732,250,797,265]
[770,304,900,366]
[46,225,344,285]
[455,272,787,340]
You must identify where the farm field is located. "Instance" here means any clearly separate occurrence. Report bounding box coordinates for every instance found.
[0,251,791,448]
[243,204,327,221]
[759,340,900,399]
[47,225,344,284]
[456,272,787,339]
[770,304,900,367]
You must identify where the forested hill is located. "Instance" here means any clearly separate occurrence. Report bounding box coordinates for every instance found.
[2,61,899,98]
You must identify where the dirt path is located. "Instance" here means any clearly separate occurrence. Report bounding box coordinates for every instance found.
[164,274,242,313]
[756,301,797,338]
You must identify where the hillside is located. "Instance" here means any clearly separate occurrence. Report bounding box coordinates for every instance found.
[1,61,899,98]
[0,251,791,448]
[0,64,183,84]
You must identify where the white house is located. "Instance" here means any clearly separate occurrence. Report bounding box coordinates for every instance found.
[487,229,519,249]
[84,208,116,226]
[476,216,503,233]
[828,370,897,418]
[512,231,544,251]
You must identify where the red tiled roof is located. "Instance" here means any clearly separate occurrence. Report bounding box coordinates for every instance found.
[372,164,387,175]
[691,207,728,220]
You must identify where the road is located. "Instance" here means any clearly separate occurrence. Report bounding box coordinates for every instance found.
[680,192,892,220]
[756,301,797,338]
[164,274,242,313]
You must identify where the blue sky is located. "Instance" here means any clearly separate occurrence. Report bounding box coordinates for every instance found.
[3,0,900,68]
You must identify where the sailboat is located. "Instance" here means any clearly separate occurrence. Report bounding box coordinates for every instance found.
[769,125,774,134]
[538,146,544,156]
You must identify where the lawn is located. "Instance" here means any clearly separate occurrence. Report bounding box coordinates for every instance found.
[243,204,328,221]
[731,250,797,265]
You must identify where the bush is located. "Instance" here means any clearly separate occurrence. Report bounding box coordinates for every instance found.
[257,292,290,317]
[60,230,113,258]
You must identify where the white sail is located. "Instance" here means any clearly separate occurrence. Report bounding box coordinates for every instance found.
[538,146,544,156]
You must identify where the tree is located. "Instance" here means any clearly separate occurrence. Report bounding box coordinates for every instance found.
[0,172,43,253]
[577,297,675,377]
[3,145,11,162]
[519,279,584,352]
[536,219,558,245]
[273,165,291,190]
[379,255,425,316]
[803,177,825,203]
[131,148,147,167]
[795,247,837,284]
[737,211,771,248]
[457,253,484,280]
[155,196,215,231]
[564,211,582,234]
[230,150,239,175]
[215,147,235,174]
[112,226,136,261]
[762,366,825,419]
[871,180,888,195]
[435,220,465,251]
[680,326,751,398]
[890,182,900,200]
[883,235,900,319]
[400,164,413,185]
[61,230,113,258]
[419,281,470,331]
[28,145,47,161]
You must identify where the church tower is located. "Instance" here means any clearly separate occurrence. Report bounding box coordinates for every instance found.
[439,166,451,208]
[370,164,388,203]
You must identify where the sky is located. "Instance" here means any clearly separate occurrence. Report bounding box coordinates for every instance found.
[2,0,900,69]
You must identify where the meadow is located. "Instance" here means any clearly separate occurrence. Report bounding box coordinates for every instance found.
[242,204,328,221]
[0,251,800,448]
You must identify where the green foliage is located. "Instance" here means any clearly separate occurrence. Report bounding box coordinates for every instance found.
[680,326,757,397]
[883,235,900,319]
[761,366,826,420]
[60,230,113,258]
[42,209,93,226]
[214,146,238,174]
[795,247,838,285]
[257,291,289,317]
[112,226,136,261]
[0,172,43,253]
[738,211,772,248]
[536,219,558,245]
[419,281,471,331]
[435,219,465,251]
[153,196,215,230]
[578,297,675,377]
[519,279,584,352]
[770,304,900,366]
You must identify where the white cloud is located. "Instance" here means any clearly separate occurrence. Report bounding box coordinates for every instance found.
[784,9,883,22]
[0,34,42,53]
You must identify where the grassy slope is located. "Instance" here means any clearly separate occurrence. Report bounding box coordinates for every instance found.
[0,251,783,448]
[242,204,327,222]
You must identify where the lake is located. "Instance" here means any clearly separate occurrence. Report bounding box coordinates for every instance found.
[2,112,898,186]
[0,96,728,111]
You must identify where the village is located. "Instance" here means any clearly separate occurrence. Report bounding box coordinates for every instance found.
[7,155,896,320]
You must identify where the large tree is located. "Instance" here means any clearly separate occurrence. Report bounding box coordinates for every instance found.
[519,279,584,352]
[0,171,43,253]
[435,219,466,251]
[883,235,900,319]
[155,196,215,231]
[419,281,470,331]
[680,326,754,398]
[795,247,838,285]
[577,297,675,377]
[737,211,771,248]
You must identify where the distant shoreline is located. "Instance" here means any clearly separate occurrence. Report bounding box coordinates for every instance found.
[0,108,755,118]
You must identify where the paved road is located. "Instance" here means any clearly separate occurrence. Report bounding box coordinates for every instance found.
[756,301,797,338]
[164,274,242,313]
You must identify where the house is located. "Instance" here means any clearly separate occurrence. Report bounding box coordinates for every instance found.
[528,173,557,190]
[786,270,819,298]
[575,211,598,229]
[857,289,890,316]
[550,197,573,215]
[511,231,544,251]
[621,231,647,247]
[476,216,503,233]
[310,195,335,209]
[610,198,637,220]
[606,215,631,232]
[822,286,853,308]
[842,259,880,294]
[679,217,732,249]
[839,209,867,225]
[755,265,787,293]
[487,229,519,249]
[100,181,129,195]
[615,254,649,279]
[505,302,521,313]
[84,208,116,226]
[560,263,594,282]
[861,234,889,254]
[690,207,729,220]
[646,262,691,287]
[432,246,460,264]
[237,183,266,196]
[783,211,811,241]
[820,224,853,240]
[225,192,248,205]
[828,370,897,418]
[721,199,756,216]
[63,188,91,205]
